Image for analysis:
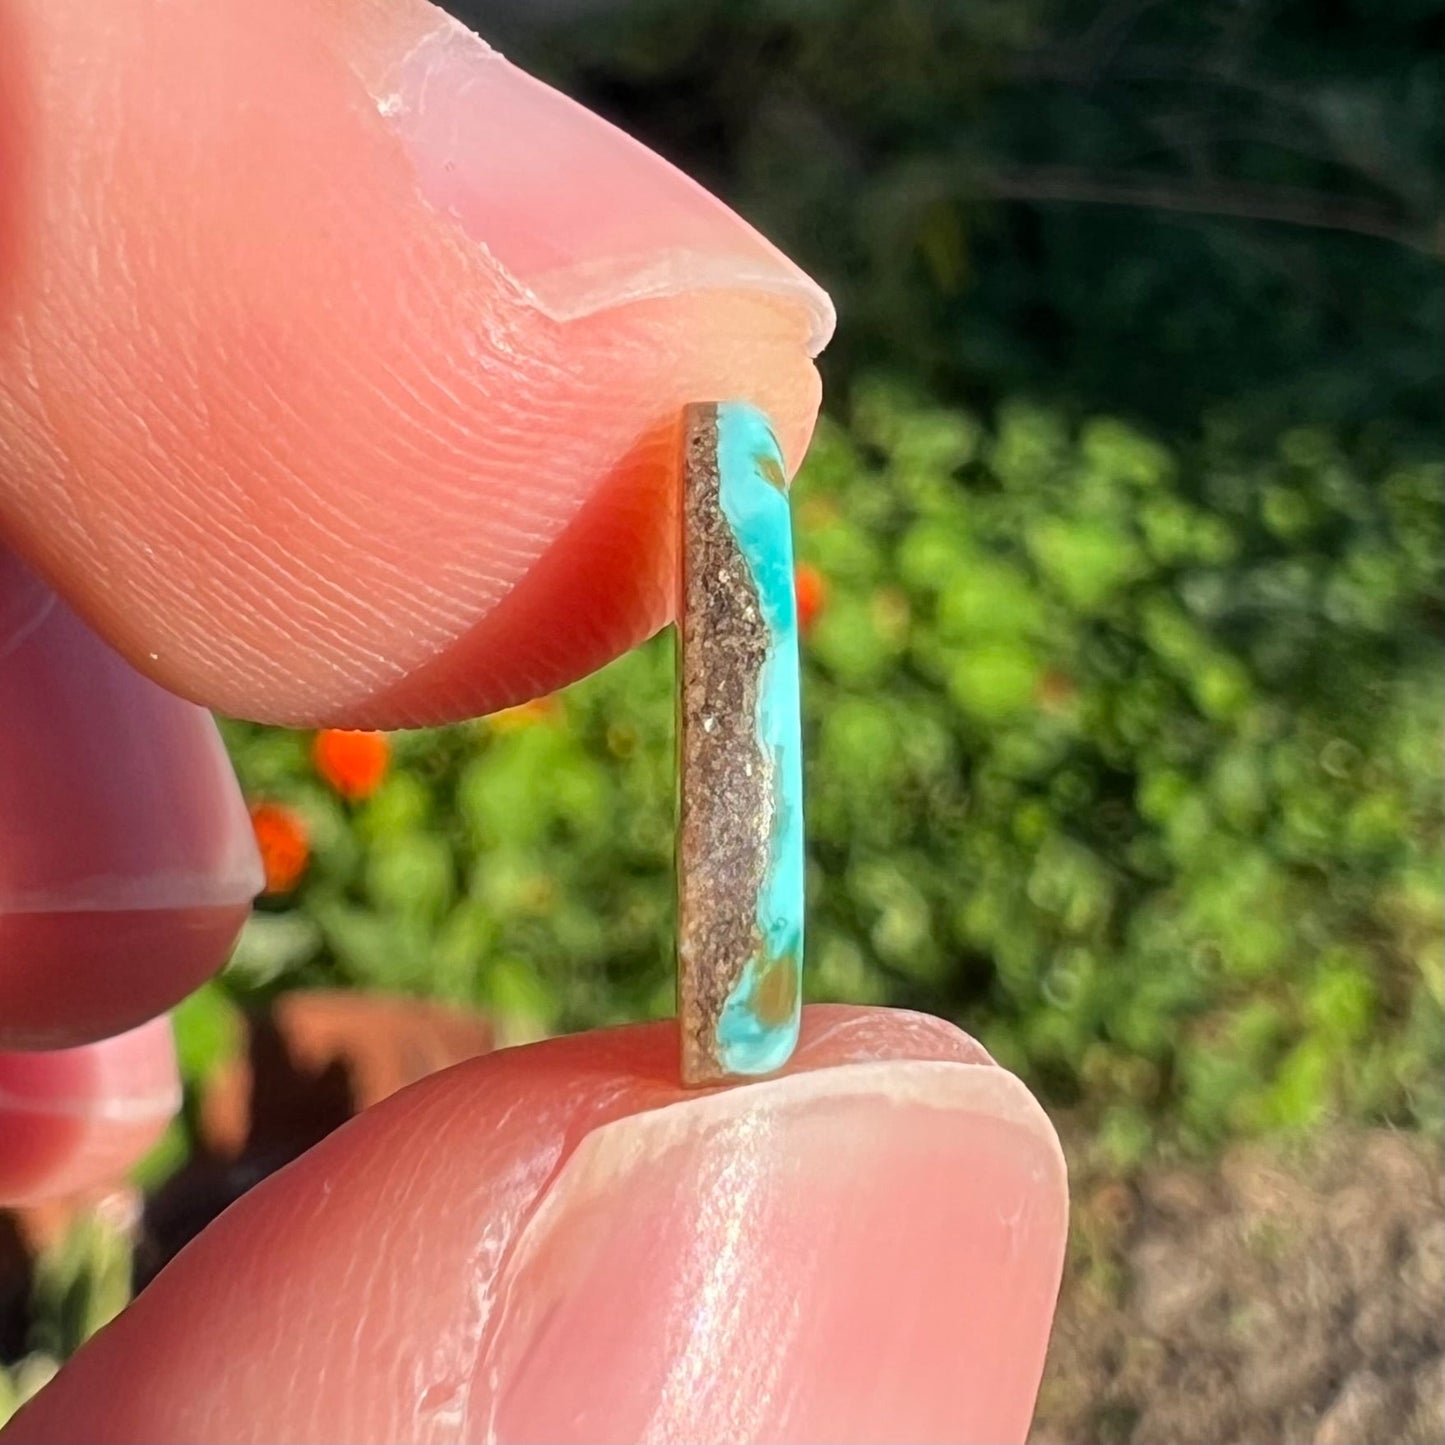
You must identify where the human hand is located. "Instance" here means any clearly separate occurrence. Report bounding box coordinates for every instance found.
[0,1,1067,1439]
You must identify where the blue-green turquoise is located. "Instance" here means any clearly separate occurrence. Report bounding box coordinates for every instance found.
[713,401,804,1073]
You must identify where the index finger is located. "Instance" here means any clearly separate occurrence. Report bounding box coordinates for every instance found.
[0,0,831,727]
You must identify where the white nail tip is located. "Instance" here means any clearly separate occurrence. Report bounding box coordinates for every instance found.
[374,18,835,357]
[522,251,836,358]
[548,1059,1061,1205]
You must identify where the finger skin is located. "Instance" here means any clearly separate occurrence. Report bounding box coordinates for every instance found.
[3,1008,1068,1445]
[0,551,259,1050]
[0,1017,179,1207]
[0,0,827,728]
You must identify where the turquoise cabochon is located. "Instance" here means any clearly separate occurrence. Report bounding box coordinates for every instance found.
[711,402,805,1074]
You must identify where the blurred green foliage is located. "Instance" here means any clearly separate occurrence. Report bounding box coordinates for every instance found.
[219,387,1443,1160]
[0,1213,131,1419]
[470,0,1443,447]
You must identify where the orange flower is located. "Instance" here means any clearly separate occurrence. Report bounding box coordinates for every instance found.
[249,802,310,895]
[489,695,563,732]
[794,562,828,635]
[312,728,390,801]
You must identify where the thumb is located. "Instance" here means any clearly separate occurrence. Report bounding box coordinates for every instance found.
[2,1008,1067,1445]
[0,0,831,728]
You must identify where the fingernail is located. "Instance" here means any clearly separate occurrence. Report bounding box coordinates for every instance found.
[0,1016,180,1206]
[364,12,835,355]
[483,1059,1068,1444]
[1,550,260,1046]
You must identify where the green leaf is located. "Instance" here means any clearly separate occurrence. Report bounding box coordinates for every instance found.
[1027,517,1145,613]
[170,983,243,1087]
[947,643,1040,722]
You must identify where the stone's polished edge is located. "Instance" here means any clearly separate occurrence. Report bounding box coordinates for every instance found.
[676,401,804,1087]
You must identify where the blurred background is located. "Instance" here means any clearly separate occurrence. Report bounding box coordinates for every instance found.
[4,1,1442,1439]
